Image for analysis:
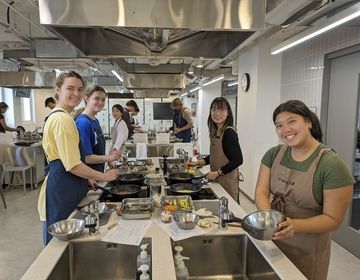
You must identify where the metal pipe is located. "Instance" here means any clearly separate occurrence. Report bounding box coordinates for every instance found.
[0,0,48,36]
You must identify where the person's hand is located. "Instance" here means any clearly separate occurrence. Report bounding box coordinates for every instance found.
[174,127,181,133]
[88,179,97,190]
[16,127,23,132]
[108,150,121,162]
[102,169,118,182]
[206,171,219,181]
[186,160,199,168]
[272,217,295,240]
[108,161,116,169]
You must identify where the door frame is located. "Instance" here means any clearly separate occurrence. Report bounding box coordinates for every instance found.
[320,43,360,257]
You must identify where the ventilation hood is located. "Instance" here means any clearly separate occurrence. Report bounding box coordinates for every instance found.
[123,73,185,90]
[0,72,56,88]
[38,0,265,60]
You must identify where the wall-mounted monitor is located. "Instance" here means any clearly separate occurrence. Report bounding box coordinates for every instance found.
[153,102,173,120]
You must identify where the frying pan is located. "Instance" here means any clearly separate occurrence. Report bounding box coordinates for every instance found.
[117,173,145,186]
[96,184,141,199]
[169,183,203,195]
[167,172,194,185]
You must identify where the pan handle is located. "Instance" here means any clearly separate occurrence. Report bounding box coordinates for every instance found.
[94,185,109,193]
[231,216,243,223]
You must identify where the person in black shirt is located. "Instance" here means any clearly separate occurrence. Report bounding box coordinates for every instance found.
[187,97,243,202]
[0,102,22,133]
[122,100,139,139]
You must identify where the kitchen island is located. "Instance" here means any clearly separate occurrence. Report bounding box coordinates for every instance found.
[21,177,306,279]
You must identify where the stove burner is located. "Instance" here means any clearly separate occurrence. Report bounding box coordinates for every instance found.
[99,185,150,202]
[164,187,217,200]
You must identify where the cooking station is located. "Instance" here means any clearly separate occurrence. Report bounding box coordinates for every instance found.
[21,159,307,280]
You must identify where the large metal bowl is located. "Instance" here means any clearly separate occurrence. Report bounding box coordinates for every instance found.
[242,210,285,240]
[173,213,199,230]
[48,219,85,241]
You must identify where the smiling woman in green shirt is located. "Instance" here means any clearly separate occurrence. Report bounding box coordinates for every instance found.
[255,100,354,280]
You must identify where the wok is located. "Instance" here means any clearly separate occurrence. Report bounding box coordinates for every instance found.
[96,184,141,199]
[117,173,145,186]
[226,209,286,240]
[167,172,194,185]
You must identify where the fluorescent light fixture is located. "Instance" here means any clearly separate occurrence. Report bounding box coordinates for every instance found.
[271,2,360,55]
[202,76,224,87]
[180,92,188,97]
[196,63,204,68]
[189,86,201,93]
[188,66,194,74]
[111,70,123,82]
[54,69,61,76]
[227,80,238,87]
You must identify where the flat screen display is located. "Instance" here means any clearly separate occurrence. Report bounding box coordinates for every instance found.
[153,102,173,120]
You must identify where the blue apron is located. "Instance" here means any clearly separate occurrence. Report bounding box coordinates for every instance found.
[173,108,192,143]
[77,114,106,172]
[44,110,88,244]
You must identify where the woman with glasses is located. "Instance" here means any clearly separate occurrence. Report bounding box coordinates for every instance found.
[187,97,243,202]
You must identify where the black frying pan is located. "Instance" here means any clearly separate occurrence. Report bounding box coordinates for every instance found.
[118,173,145,186]
[167,172,194,185]
[96,184,141,199]
[169,183,203,195]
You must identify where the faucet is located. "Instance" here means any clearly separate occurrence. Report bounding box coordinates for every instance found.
[162,155,168,175]
[176,148,189,163]
[218,197,234,230]
[84,201,99,235]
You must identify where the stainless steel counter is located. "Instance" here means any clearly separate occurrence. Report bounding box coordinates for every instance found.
[0,142,45,188]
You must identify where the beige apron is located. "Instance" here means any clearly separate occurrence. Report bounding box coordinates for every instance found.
[210,127,240,203]
[270,145,331,280]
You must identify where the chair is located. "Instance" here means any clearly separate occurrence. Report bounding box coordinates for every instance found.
[0,166,6,209]
[1,162,33,195]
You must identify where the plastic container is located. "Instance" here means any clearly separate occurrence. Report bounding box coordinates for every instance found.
[137,243,151,269]
[174,246,189,280]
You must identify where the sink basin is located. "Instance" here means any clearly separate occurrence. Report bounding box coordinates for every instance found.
[48,239,152,280]
[172,234,280,280]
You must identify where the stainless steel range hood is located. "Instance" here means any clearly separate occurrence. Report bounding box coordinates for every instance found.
[0,72,56,88]
[123,73,185,90]
[38,0,264,59]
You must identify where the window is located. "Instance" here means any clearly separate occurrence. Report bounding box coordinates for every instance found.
[20,90,34,123]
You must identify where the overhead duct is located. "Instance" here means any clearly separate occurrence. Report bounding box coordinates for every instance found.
[134,90,170,98]
[123,73,185,90]
[0,72,56,88]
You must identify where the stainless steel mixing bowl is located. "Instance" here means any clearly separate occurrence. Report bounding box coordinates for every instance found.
[48,219,85,241]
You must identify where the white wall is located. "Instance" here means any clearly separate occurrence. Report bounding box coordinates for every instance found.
[198,82,222,155]
[236,38,282,199]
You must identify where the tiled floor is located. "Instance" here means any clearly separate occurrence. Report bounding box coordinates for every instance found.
[0,187,359,280]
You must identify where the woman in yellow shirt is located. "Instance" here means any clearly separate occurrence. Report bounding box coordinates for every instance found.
[39,71,117,245]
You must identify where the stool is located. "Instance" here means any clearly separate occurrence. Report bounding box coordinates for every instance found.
[1,163,33,195]
[0,166,6,209]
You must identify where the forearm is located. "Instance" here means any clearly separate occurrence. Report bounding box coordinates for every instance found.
[178,123,192,132]
[5,127,17,132]
[85,154,110,164]
[293,214,342,234]
[255,190,271,210]
[70,163,107,181]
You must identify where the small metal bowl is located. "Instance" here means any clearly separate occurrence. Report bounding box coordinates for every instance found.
[173,213,199,230]
[48,219,85,241]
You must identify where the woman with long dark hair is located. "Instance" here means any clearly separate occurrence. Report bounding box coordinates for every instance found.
[188,97,243,202]
[255,100,353,280]
[0,102,22,133]
[110,104,128,153]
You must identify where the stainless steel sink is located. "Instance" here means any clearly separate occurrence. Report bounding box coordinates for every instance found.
[172,234,280,280]
[48,239,152,280]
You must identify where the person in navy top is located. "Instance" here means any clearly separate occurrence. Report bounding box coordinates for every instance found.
[76,85,121,171]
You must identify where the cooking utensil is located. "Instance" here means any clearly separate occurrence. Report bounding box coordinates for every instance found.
[48,219,85,241]
[121,198,153,220]
[229,210,286,240]
[169,183,203,195]
[95,184,141,199]
[161,195,194,212]
[167,172,194,185]
[117,173,145,186]
[173,213,199,230]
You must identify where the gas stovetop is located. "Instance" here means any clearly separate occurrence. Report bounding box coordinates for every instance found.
[164,187,217,200]
[99,184,150,202]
